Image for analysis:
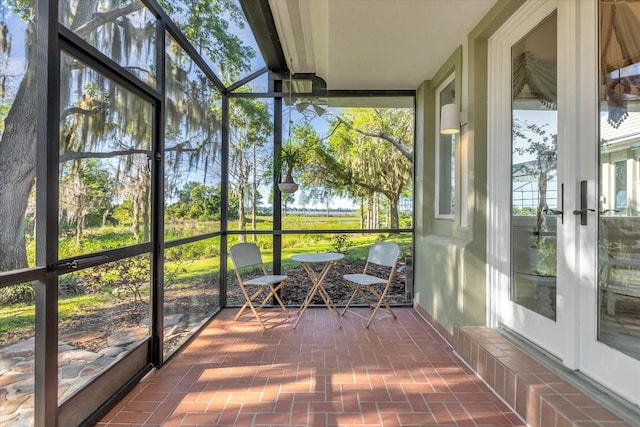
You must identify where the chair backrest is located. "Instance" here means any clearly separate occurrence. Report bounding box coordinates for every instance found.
[367,242,401,268]
[229,243,264,269]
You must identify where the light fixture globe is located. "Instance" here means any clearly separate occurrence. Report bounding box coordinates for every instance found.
[440,103,461,134]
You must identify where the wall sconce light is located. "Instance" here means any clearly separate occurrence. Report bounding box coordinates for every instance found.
[440,103,461,134]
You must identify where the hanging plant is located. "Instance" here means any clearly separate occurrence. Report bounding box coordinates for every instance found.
[276,141,303,193]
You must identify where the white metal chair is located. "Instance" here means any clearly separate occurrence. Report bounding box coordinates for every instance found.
[341,242,401,328]
[229,243,288,330]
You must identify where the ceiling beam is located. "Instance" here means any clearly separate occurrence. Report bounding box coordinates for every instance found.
[238,0,288,73]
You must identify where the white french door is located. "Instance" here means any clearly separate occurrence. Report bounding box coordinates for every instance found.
[578,0,640,406]
[488,0,640,406]
[489,0,572,360]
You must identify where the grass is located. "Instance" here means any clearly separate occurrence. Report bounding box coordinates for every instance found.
[2,214,412,345]
[0,291,116,342]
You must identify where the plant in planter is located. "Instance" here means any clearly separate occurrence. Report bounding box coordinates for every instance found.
[276,141,303,194]
[513,118,558,274]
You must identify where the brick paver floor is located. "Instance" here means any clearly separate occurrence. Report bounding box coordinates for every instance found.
[97,307,525,426]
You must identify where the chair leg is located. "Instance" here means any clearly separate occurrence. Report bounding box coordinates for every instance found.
[367,285,396,318]
[236,286,267,330]
[365,283,396,328]
[340,283,359,316]
[341,283,376,316]
[356,286,374,309]
[270,283,289,315]
[234,301,250,321]
[235,287,266,320]
[248,301,267,331]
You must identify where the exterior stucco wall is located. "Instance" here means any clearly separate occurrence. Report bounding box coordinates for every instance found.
[414,0,525,335]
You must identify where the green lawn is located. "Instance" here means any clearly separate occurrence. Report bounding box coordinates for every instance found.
[1,214,412,345]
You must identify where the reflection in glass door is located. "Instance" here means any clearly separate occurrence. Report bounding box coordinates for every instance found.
[511,12,558,321]
[598,0,640,362]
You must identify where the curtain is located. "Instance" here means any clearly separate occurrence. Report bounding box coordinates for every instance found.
[601,0,640,128]
[512,51,557,110]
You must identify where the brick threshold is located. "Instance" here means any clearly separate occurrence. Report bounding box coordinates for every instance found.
[452,325,637,427]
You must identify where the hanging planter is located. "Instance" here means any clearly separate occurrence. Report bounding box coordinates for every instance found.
[277,182,299,194]
[276,141,303,194]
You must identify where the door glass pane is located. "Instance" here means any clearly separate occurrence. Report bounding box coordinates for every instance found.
[59,52,153,258]
[58,254,151,401]
[0,4,37,273]
[163,237,220,360]
[510,12,558,320]
[598,0,640,360]
[164,33,223,241]
[0,281,36,426]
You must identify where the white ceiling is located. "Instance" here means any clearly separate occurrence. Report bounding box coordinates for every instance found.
[268,0,497,91]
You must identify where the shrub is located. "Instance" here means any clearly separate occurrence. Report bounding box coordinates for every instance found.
[331,233,354,254]
[86,256,149,310]
[0,283,35,305]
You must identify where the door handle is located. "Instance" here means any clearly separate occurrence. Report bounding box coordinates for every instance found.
[573,180,594,226]
[544,208,564,215]
[572,208,596,215]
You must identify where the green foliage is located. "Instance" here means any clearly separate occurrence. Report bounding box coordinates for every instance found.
[304,108,414,228]
[112,200,133,225]
[85,256,150,310]
[276,139,305,183]
[58,275,85,297]
[166,181,222,220]
[164,246,191,286]
[2,0,32,22]
[58,227,139,259]
[158,0,254,83]
[59,159,115,230]
[533,237,557,276]
[399,212,412,228]
[0,282,34,304]
[330,233,354,254]
[512,206,537,216]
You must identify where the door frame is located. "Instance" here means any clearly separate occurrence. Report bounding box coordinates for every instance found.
[488,0,640,406]
[487,0,579,365]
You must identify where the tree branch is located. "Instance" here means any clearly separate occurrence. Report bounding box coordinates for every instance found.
[60,148,151,162]
[61,106,105,120]
[74,3,146,39]
[59,144,205,162]
[327,111,413,161]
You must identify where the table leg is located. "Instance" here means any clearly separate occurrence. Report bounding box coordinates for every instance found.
[293,261,343,329]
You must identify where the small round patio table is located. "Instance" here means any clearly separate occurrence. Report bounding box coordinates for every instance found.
[290,252,344,329]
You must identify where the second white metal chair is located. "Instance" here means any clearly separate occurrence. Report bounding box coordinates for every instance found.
[229,243,288,330]
[341,242,401,328]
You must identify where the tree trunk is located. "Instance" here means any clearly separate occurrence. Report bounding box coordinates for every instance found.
[537,172,548,237]
[76,215,84,248]
[143,180,150,241]
[0,27,36,271]
[102,208,111,227]
[389,195,400,229]
[373,193,380,229]
[251,140,257,242]
[132,199,140,241]
[237,183,246,243]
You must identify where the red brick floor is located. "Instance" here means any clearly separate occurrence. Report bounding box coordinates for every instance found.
[96,307,524,426]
